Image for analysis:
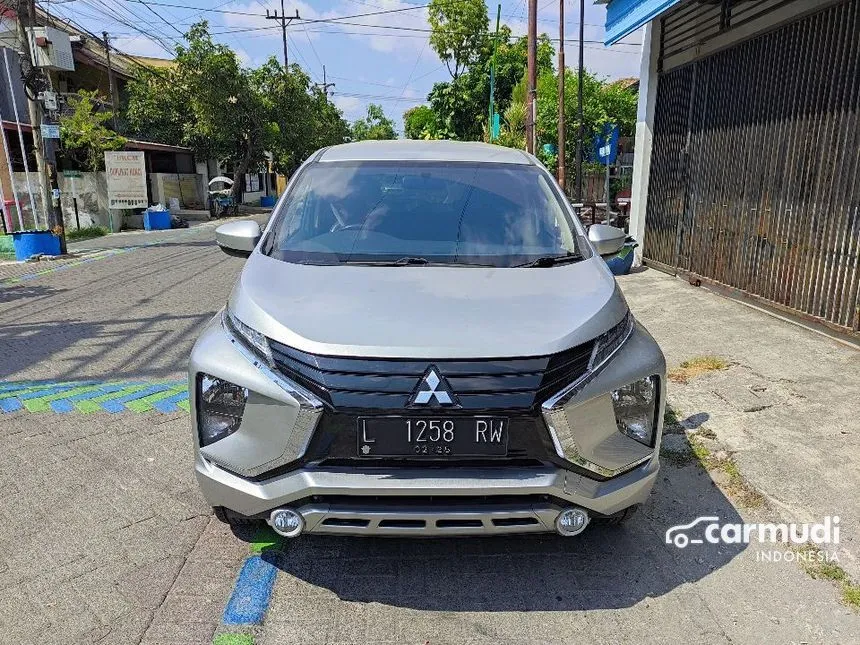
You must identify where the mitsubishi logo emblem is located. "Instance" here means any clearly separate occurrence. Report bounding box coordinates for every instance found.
[409,367,458,407]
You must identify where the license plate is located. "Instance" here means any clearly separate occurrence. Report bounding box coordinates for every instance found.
[357,416,508,457]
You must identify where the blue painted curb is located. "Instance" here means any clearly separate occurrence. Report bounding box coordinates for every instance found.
[222,555,278,625]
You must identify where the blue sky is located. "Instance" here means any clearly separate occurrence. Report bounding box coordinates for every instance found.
[50,0,644,129]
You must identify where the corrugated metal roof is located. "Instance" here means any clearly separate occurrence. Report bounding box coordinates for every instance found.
[604,0,684,45]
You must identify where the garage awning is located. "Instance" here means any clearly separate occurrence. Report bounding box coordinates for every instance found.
[603,0,683,45]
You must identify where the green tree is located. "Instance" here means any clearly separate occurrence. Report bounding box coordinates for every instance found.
[427,0,489,81]
[535,68,638,170]
[426,31,553,141]
[403,105,437,139]
[351,104,397,141]
[126,22,268,199]
[249,58,350,175]
[60,90,127,171]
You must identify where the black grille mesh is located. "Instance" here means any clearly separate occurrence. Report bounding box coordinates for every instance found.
[269,340,594,411]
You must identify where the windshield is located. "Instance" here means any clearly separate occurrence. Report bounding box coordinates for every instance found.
[265,161,580,267]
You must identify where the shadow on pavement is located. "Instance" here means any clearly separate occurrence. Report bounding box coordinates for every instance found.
[251,445,745,612]
[0,311,215,380]
[0,284,67,303]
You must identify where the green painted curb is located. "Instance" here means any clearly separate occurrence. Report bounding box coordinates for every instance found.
[125,386,187,412]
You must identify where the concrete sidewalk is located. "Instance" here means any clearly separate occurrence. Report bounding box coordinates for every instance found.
[619,268,860,578]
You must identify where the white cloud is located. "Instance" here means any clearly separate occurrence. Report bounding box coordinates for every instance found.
[112,35,173,59]
[333,94,361,115]
[334,0,429,54]
[223,1,323,40]
[226,0,431,55]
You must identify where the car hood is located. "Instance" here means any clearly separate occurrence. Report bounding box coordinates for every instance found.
[228,252,628,359]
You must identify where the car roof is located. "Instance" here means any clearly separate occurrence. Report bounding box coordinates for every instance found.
[317,140,534,165]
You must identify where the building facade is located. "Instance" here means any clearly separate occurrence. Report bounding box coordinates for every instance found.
[611,0,860,336]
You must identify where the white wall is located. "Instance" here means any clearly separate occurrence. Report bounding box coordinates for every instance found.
[151,173,203,209]
[57,172,126,232]
[10,172,44,230]
[628,21,661,266]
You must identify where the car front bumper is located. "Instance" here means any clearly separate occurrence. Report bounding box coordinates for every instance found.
[195,453,659,536]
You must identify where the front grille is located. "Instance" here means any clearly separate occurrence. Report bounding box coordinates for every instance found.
[268,340,594,411]
[262,340,594,475]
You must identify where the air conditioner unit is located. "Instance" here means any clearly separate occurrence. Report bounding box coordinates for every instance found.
[27,26,75,71]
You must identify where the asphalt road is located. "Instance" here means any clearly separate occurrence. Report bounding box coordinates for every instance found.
[0,221,858,644]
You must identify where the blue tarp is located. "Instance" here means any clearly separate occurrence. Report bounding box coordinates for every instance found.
[604,0,683,45]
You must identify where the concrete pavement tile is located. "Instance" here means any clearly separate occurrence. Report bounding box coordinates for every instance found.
[323,601,368,642]
[395,609,467,643]
[137,619,216,645]
[22,575,102,643]
[116,556,185,611]
[0,590,49,643]
[361,602,407,642]
[72,561,136,624]
[153,591,227,624]
[185,519,250,565]
[166,558,240,598]
[258,620,331,645]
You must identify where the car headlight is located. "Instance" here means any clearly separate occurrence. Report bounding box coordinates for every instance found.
[197,373,248,447]
[223,308,273,366]
[612,375,658,447]
[590,311,634,370]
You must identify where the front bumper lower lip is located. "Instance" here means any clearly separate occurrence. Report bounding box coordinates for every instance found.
[280,501,564,537]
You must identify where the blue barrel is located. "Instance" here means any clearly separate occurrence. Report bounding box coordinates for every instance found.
[143,209,172,231]
[260,195,276,207]
[12,230,61,260]
[605,241,638,276]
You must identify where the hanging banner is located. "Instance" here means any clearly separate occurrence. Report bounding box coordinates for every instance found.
[104,151,147,209]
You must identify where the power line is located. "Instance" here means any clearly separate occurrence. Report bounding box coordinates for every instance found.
[127,0,185,38]
[112,0,429,20]
[206,20,641,47]
[77,0,177,54]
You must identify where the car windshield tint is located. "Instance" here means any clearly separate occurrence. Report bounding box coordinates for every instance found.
[265,161,579,267]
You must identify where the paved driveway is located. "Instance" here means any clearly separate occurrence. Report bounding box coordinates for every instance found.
[0,224,857,644]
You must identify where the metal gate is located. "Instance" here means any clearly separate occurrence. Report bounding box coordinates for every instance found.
[645,0,860,333]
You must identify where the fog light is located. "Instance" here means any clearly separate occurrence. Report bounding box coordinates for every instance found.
[268,508,304,538]
[555,507,590,536]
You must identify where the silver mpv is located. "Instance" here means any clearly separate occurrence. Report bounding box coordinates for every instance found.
[189,141,666,539]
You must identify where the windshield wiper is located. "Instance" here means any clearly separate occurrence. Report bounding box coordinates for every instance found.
[345,256,431,266]
[515,253,584,268]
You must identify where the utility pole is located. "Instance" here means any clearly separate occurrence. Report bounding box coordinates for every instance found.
[488,4,500,141]
[266,1,300,70]
[575,0,585,201]
[526,0,537,154]
[557,0,565,186]
[315,65,335,101]
[102,32,119,131]
[17,0,65,251]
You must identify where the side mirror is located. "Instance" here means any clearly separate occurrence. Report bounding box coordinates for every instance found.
[215,220,261,258]
[588,224,626,257]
